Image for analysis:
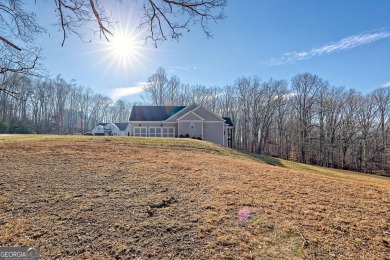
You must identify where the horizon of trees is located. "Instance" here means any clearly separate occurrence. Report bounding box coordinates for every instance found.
[0,73,133,135]
[142,68,390,176]
[1,67,389,176]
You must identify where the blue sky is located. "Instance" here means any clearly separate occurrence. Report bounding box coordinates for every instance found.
[27,1,390,101]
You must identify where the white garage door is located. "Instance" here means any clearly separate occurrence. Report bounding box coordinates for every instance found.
[133,127,147,137]
[149,127,175,137]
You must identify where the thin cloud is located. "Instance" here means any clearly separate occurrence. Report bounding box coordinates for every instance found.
[170,65,197,73]
[111,82,147,100]
[380,81,390,88]
[269,30,390,65]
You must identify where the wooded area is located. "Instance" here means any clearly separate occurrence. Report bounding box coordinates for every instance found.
[142,68,390,175]
[0,73,132,135]
[1,68,389,175]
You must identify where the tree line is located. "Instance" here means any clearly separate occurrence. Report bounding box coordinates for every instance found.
[143,68,390,176]
[1,67,389,175]
[0,73,132,134]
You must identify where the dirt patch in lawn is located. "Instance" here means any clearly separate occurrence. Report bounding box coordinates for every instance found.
[0,137,389,259]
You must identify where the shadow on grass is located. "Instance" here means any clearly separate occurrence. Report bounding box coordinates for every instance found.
[247,152,390,185]
[240,152,285,167]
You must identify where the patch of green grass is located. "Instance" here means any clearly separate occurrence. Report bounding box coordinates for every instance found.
[252,222,305,260]
[254,154,390,186]
[253,154,284,167]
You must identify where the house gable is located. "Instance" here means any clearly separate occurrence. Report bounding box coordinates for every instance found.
[92,124,104,133]
[104,122,119,131]
[165,103,198,122]
[177,111,205,121]
[193,106,225,122]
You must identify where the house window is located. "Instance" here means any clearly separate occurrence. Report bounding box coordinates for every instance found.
[133,127,147,137]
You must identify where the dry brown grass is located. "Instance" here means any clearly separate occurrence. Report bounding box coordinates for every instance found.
[0,135,389,259]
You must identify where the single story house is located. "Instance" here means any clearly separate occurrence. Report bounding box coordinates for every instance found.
[91,122,131,136]
[129,104,234,147]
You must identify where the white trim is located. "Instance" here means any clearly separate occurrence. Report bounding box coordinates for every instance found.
[203,121,226,123]
[130,121,176,124]
[177,110,205,121]
[178,120,203,122]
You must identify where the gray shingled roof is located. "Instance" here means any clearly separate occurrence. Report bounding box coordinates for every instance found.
[129,106,186,121]
[114,123,129,131]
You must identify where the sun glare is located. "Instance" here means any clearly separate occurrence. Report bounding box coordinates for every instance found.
[110,32,135,61]
[99,28,147,70]
[89,25,151,78]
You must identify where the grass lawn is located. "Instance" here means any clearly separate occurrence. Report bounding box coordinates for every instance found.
[0,135,389,259]
[254,154,390,186]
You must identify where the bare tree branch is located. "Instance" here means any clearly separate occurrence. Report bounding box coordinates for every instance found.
[0,0,227,96]
[141,0,227,43]
[0,35,22,51]
[89,0,113,41]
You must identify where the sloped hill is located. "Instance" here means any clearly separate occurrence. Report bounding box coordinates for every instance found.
[0,135,389,259]
[254,154,390,186]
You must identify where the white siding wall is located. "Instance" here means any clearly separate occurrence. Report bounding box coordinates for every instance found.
[91,125,104,135]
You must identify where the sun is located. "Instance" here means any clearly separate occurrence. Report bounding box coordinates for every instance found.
[96,27,148,70]
[108,31,138,67]
[89,26,151,77]
[110,32,135,59]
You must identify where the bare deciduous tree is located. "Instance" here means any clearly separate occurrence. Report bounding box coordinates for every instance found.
[0,0,44,95]
[143,67,169,105]
[291,73,323,163]
[373,87,390,172]
[0,0,227,92]
[141,0,227,44]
